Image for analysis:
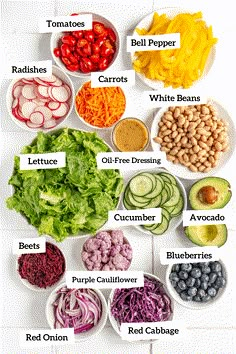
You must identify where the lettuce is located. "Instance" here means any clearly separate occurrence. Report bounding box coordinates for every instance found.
[6,128,123,242]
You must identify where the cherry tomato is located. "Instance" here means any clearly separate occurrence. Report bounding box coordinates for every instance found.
[66,63,80,71]
[77,38,88,48]
[76,47,87,57]
[60,44,71,57]
[104,39,114,49]
[107,28,116,42]
[95,37,106,48]
[53,48,61,57]
[72,31,84,39]
[61,57,71,66]
[82,57,93,72]
[61,35,77,47]
[93,22,106,36]
[100,44,114,57]
[80,61,91,73]
[82,43,92,56]
[98,57,109,71]
[90,54,100,63]
[92,43,100,54]
[68,54,78,64]
[84,30,95,43]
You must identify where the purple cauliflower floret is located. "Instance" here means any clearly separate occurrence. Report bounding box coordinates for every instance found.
[81,251,89,262]
[111,230,124,245]
[120,244,133,260]
[96,231,112,250]
[90,250,102,264]
[84,238,101,252]
[110,245,121,257]
[102,264,111,271]
[101,254,109,263]
[112,253,130,270]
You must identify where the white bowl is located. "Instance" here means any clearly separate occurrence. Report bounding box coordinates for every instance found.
[151,99,236,180]
[122,168,187,236]
[16,242,66,292]
[165,260,227,310]
[131,8,216,89]
[108,272,174,341]
[50,13,120,78]
[6,65,74,132]
[46,282,108,342]
[74,81,126,129]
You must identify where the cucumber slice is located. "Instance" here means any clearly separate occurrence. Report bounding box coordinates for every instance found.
[163,205,176,214]
[162,185,181,207]
[128,191,149,208]
[160,188,169,205]
[143,223,160,231]
[132,194,150,203]
[143,195,162,209]
[123,197,134,210]
[159,172,177,185]
[140,173,157,189]
[129,175,153,196]
[161,207,171,222]
[170,196,184,216]
[164,181,174,198]
[150,216,169,235]
[154,174,165,188]
[143,179,163,198]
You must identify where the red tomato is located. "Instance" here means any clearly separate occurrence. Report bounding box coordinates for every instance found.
[76,47,87,57]
[66,64,79,71]
[68,54,78,64]
[92,43,100,54]
[100,44,114,57]
[61,57,71,66]
[72,31,84,39]
[84,30,95,43]
[61,35,77,47]
[53,48,61,57]
[90,54,100,63]
[107,28,116,42]
[60,44,71,57]
[83,43,92,56]
[98,57,109,71]
[93,22,106,36]
[82,57,93,72]
[80,61,91,73]
[104,39,114,49]
[95,37,106,48]
[77,38,88,48]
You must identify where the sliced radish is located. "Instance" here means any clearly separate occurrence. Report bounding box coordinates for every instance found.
[22,84,37,100]
[22,78,34,84]
[50,78,62,87]
[29,111,44,125]
[32,98,46,106]
[21,101,38,119]
[34,106,52,121]
[43,118,57,129]
[19,94,29,107]
[13,85,23,98]
[41,75,57,83]
[48,101,60,110]
[12,98,19,109]
[34,78,48,86]
[26,120,43,129]
[12,108,29,122]
[63,84,72,100]
[51,86,69,103]
[38,85,49,98]
[52,102,69,118]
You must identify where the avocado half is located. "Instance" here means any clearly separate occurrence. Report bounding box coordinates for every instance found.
[185,224,227,247]
[189,177,231,210]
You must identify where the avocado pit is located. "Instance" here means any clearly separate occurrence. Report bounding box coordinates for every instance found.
[197,186,219,205]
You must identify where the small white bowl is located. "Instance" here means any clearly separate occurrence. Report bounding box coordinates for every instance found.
[50,13,120,78]
[74,81,126,129]
[108,272,174,341]
[6,65,74,132]
[16,242,66,292]
[46,282,108,342]
[81,229,133,271]
[122,168,187,236]
[165,261,227,309]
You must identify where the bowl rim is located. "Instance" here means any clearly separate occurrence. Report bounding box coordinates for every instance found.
[45,281,108,342]
[6,65,75,132]
[50,12,120,78]
[121,168,187,235]
[165,259,228,310]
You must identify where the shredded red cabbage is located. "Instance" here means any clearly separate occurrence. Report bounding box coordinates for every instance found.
[18,242,65,288]
[111,276,172,324]
[53,287,102,334]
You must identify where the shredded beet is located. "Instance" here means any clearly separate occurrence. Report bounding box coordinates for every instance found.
[18,242,66,288]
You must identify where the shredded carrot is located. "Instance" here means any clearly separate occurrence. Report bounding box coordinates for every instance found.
[75,82,126,128]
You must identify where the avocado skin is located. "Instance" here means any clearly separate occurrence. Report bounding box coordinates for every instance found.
[189,177,231,210]
[184,225,227,247]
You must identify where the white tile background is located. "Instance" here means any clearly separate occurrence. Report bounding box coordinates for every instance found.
[1,0,236,353]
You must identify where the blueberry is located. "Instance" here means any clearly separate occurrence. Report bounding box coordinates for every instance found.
[215,277,226,289]
[181,263,192,272]
[186,277,195,288]
[195,278,201,288]
[201,274,209,282]
[169,272,179,282]
[191,268,202,279]
[197,289,206,298]
[209,272,217,284]
[178,280,187,290]
[208,287,217,297]
[180,292,192,301]
[170,280,177,288]
[175,285,183,294]
[188,287,197,297]
[210,261,222,273]
[202,295,211,302]
[179,271,189,280]
[217,271,222,277]
[201,266,211,274]
[193,295,201,302]
[172,264,180,272]
[200,281,208,291]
